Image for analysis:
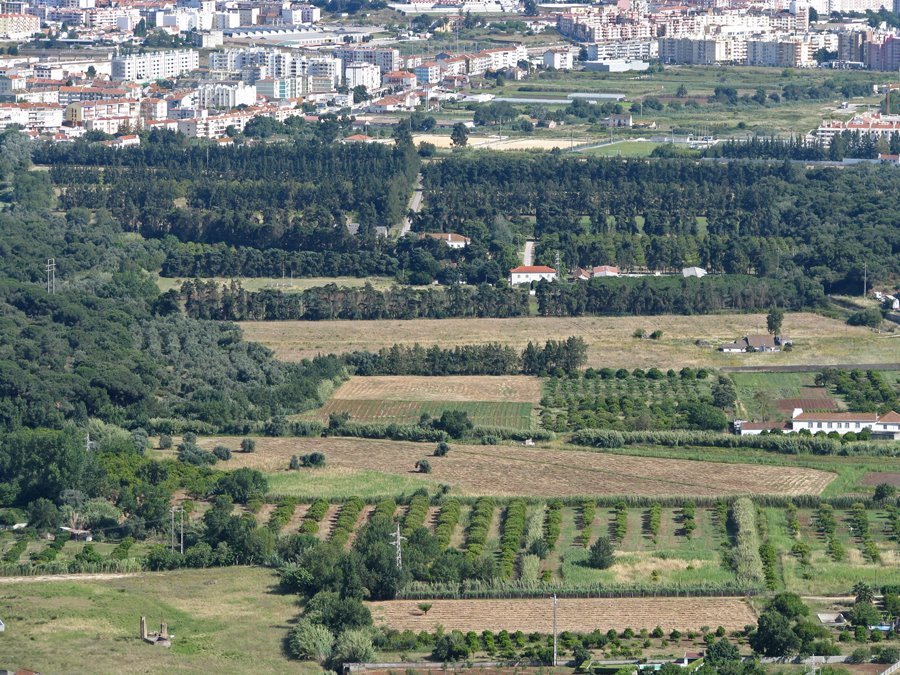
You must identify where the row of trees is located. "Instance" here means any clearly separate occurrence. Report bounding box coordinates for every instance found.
[419,155,899,293]
[346,338,587,376]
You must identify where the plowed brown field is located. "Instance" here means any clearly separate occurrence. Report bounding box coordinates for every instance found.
[368,597,758,633]
[199,437,835,497]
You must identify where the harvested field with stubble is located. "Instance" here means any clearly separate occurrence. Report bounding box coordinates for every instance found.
[198,437,835,498]
[330,375,542,403]
[368,597,758,633]
[239,312,891,370]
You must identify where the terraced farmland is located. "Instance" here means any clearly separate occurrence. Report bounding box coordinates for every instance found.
[367,597,758,633]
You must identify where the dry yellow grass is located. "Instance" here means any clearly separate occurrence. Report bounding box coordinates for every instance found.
[330,375,542,403]
[199,437,834,498]
[239,312,891,369]
[368,597,758,633]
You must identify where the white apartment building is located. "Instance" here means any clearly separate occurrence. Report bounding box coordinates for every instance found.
[0,13,39,39]
[0,102,64,130]
[746,37,814,67]
[282,4,320,23]
[65,98,140,128]
[332,46,401,73]
[257,76,306,99]
[813,111,900,142]
[344,62,381,92]
[658,36,747,64]
[543,48,574,70]
[111,50,199,82]
[197,81,257,108]
[587,40,657,61]
[413,63,441,84]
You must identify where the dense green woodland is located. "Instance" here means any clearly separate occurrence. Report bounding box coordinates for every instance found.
[419,155,899,294]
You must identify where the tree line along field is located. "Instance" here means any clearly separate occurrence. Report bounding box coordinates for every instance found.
[195,436,836,499]
[238,312,892,370]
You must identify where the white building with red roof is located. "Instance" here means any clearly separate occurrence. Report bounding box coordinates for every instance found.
[510,265,557,285]
[592,265,619,277]
[737,409,900,439]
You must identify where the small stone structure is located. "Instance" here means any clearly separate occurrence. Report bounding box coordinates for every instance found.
[140,616,172,648]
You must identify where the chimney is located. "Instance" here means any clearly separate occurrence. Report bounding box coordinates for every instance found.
[160,622,169,639]
[140,616,147,640]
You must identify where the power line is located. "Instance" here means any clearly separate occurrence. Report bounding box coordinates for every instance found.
[46,258,56,294]
[389,522,406,569]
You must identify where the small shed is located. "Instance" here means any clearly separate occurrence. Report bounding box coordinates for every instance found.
[682,266,707,278]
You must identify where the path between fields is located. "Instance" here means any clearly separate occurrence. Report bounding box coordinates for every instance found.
[522,240,535,266]
[0,572,139,584]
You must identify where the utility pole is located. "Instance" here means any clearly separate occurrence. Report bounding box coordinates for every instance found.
[863,261,867,297]
[389,522,406,569]
[46,258,55,294]
[170,508,176,552]
[552,594,558,667]
[178,507,184,554]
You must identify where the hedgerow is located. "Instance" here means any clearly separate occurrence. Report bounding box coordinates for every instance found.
[498,500,527,578]
[268,497,299,532]
[728,497,765,589]
[402,495,430,536]
[299,498,329,535]
[435,499,461,548]
[545,500,563,550]
[465,498,495,560]
[330,497,364,547]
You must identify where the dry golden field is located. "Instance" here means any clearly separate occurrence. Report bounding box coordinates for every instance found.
[239,312,894,369]
[198,437,835,498]
[329,375,543,403]
[367,597,758,633]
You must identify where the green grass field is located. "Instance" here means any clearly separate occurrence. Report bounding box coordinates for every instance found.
[579,141,662,157]
[0,567,315,675]
[267,467,439,499]
[730,371,820,419]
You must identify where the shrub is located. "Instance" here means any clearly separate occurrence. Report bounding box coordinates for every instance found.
[434,442,450,457]
[729,498,765,588]
[158,434,173,449]
[545,500,563,550]
[332,628,375,666]
[288,619,334,664]
[213,445,232,461]
[331,497,365,548]
[402,495,430,535]
[465,497,495,560]
[587,536,615,569]
[300,452,326,468]
[498,500,527,578]
[300,498,329,534]
[415,459,431,474]
[240,438,256,453]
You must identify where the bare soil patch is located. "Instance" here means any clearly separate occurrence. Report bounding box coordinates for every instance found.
[861,472,900,487]
[199,437,835,498]
[368,597,757,633]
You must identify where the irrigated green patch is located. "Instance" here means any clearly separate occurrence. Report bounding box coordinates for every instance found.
[315,398,535,431]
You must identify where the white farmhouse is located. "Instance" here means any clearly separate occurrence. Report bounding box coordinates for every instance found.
[510,265,557,285]
[682,266,707,278]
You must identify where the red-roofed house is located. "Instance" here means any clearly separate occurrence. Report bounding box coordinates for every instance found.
[382,71,417,89]
[592,265,619,277]
[510,265,557,285]
[422,232,470,249]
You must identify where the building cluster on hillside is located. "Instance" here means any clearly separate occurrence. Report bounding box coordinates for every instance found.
[555,2,900,70]
[737,409,900,439]
[0,36,538,138]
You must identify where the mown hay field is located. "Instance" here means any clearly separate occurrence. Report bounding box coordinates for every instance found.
[198,437,835,498]
[315,398,534,431]
[239,312,891,369]
[368,597,758,633]
[330,376,543,403]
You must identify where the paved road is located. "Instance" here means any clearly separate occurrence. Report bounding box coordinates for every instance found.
[398,176,423,238]
[0,572,139,584]
[522,239,535,266]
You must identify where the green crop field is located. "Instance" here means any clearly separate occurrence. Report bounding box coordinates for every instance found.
[0,567,313,675]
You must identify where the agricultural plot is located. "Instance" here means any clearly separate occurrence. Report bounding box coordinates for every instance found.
[239,312,888,370]
[368,597,758,634]
[761,506,900,595]
[312,375,540,431]
[199,436,835,498]
[541,371,713,432]
[731,371,831,420]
